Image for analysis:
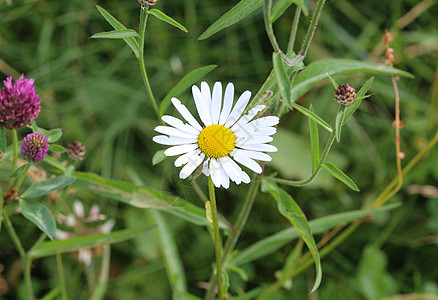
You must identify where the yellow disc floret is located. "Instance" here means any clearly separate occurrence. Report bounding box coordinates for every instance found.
[198,124,236,158]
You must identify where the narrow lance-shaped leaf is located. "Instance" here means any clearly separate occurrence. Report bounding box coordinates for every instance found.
[198,0,263,40]
[91,29,139,39]
[152,150,166,165]
[273,52,292,106]
[21,176,76,198]
[29,225,155,259]
[342,77,374,126]
[323,162,359,191]
[46,129,63,143]
[19,199,56,240]
[10,164,29,178]
[148,9,188,33]
[290,102,332,132]
[261,180,322,293]
[335,108,345,143]
[48,144,66,153]
[309,105,319,173]
[159,65,217,116]
[95,5,140,58]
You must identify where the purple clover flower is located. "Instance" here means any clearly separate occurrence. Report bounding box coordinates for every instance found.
[0,75,42,129]
[21,132,49,163]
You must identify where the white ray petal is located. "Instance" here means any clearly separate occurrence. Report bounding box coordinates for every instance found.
[211,82,222,124]
[164,143,198,156]
[238,143,278,152]
[232,149,272,162]
[154,125,198,139]
[153,135,198,146]
[232,151,263,174]
[179,151,205,179]
[202,159,210,176]
[219,83,234,125]
[174,149,201,167]
[219,168,230,189]
[230,105,265,131]
[234,126,277,137]
[236,136,273,147]
[219,156,241,184]
[171,98,203,131]
[192,85,211,126]
[244,116,279,131]
[240,171,251,183]
[210,159,222,188]
[161,115,200,135]
[201,82,213,125]
[224,90,251,128]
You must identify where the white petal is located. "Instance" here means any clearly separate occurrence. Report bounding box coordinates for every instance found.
[202,159,210,176]
[235,126,277,137]
[210,82,222,124]
[171,98,203,131]
[231,105,265,132]
[238,143,278,152]
[100,219,115,234]
[179,151,205,179]
[240,171,251,183]
[201,81,213,124]
[153,135,198,146]
[209,159,222,188]
[73,201,84,219]
[245,116,279,131]
[174,149,201,167]
[224,90,251,128]
[232,149,272,162]
[236,136,273,147]
[192,85,211,126]
[232,151,263,174]
[161,115,200,135]
[219,168,230,189]
[164,144,198,156]
[219,156,241,184]
[219,83,234,125]
[154,125,198,139]
[89,205,100,217]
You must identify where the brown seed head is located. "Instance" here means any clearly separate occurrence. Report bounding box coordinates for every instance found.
[67,141,86,160]
[334,84,357,106]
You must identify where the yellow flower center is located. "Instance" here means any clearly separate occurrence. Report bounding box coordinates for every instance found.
[198,124,236,158]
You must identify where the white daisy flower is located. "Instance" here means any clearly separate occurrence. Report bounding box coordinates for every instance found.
[153,81,279,189]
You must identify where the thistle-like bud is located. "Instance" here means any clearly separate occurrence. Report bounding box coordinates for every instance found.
[0,75,42,129]
[334,84,357,106]
[67,141,86,160]
[20,132,49,163]
[138,0,158,6]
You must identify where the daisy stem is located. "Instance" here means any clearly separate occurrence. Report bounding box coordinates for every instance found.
[8,128,19,189]
[263,0,281,53]
[3,211,34,300]
[139,6,160,119]
[208,177,223,300]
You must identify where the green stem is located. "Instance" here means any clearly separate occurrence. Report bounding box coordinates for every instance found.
[56,253,68,300]
[299,0,326,57]
[3,212,34,300]
[263,0,281,53]
[90,245,111,300]
[208,177,223,300]
[139,6,160,118]
[0,187,3,231]
[8,128,19,189]
[287,5,301,53]
[14,164,30,191]
[264,131,336,186]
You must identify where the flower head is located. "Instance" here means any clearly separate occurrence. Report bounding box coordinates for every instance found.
[153,82,279,188]
[20,132,49,163]
[0,75,42,129]
[67,141,86,160]
[334,84,356,106]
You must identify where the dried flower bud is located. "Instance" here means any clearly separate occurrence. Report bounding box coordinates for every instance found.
[21,132,49,163]
[138,0,158,6]
[67,141,86,160]
[383,29,393,47]
[0,75,42,129]
[334,84,357,106]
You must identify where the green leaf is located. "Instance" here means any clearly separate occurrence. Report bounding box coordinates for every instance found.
[342,77,374,126]
[95,5,140,58]
[73,172,228,229]
[48,144,66,153]
[309,105,319,173]
[10,164,29,178]
[273,52,291,106]
[46,129,63,143]
[152,150,166,165]
[30,119,39,133]
[40,285,62,300]
[159,65,217,116]
[197,0,263,40]
[29,225,155,259]
[21,176,77,198]
[335,108,345,143]
[291,59,413,100]
[91,29,139,39]
[326,72,339,89]
[0,126,6,153]
[290,102,332,132]
[261,180,322,293]
[322,162,359,191]
[148,9,188,33]
[270,0,308,23]
[230,202,401,266]
[19,199,56,240]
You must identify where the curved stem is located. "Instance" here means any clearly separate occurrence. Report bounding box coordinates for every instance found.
[208,177,223,300]
[299,0,326,58]
[263,0,281,53]
[287,6,301,53]
[8,128,19,189]
[139,7,159,118]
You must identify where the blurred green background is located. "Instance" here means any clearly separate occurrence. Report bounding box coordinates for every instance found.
[0,0,437,299]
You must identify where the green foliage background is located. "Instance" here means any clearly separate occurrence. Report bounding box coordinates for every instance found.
[0,0,437,299]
